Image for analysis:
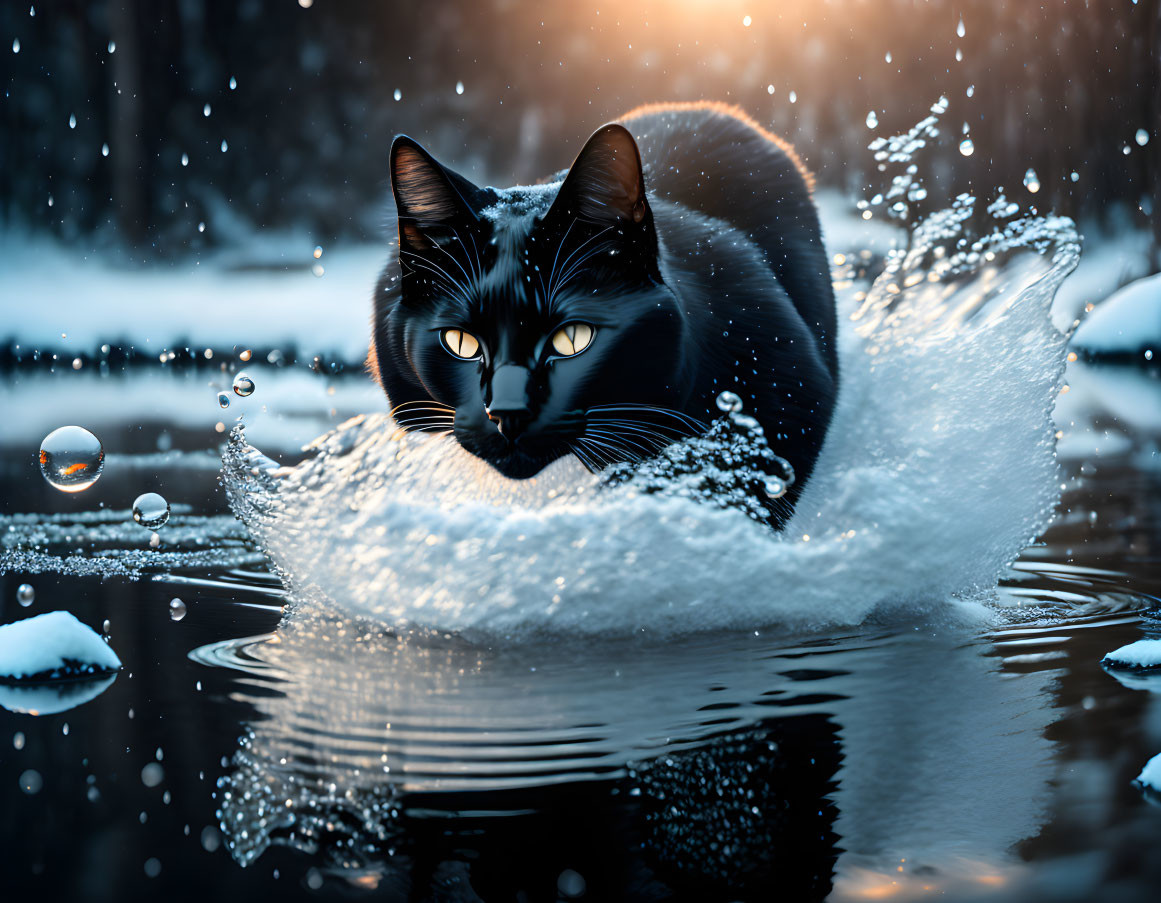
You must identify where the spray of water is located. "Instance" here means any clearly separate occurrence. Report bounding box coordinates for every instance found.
[222,101,1081,639]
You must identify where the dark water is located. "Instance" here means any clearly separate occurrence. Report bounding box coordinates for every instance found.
[1,362,1159,903]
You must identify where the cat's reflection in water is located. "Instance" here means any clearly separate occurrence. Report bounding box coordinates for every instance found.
[205,611,1057,900]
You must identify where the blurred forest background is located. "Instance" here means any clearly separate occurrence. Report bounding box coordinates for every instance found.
[1,0,1159,263]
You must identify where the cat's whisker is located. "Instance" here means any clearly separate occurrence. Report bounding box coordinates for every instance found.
[545,217,579,300]
[583,428,662,459]
[586,404,708,434]
[584,419,691,443]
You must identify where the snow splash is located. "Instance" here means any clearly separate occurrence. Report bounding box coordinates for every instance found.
[222,111,1081,639]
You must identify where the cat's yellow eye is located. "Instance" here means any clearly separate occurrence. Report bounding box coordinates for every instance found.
[550,323,594,357]
[441,328,481,359]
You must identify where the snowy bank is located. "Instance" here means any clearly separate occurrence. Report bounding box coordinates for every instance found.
[0,611,122,681]
[1102,639,1161,671]
[1072,273,1161,358]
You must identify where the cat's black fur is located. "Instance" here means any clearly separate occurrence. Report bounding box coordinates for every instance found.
[370,102,838,525]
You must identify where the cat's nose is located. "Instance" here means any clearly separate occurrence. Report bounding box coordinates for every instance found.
[486,364,533,441]
[487,406,532,441]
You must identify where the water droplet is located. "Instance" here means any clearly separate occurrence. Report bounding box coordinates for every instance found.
[69,113,76,129]
[764,479,787,499]
[216,392,231,409]
[144,858,161,878]
[766,84,774,95]
[239,349,252,361]
[865,110,878,129]
[966,84,975,98]
[101,143,109,157]
[197,221,205,233]
[789,90,797,104]
[103,619,111,634]
[107,40,116,53]
[1135,128,1150,147]
[203,103,211,117]
[39,426,105,492]
[955,48,963,62]
[313,245,323,259]
[959,138,974,157]
[180,152,188,167]
[742,14,752,27]
[312,263,325,277]
[232,373,255,397]
[455,80,464,95]
[298,0,313,7]
[885,51,892,63]
[141,763,164,787]
[229,76,237,90]
[1023,168,1040,193]
[71,357,82,370]
[1070,171,1080,183]
[19,769,42,794]
[132,492,170,529]
[13,732,25,750]
[169,598,187,621]
[16,584,34,607]
[220,139,228,153]
[12,38,19,53]
[715,391,743,413]
[393,88,402,102]
[956,17,965,37]
[149,531,160,548]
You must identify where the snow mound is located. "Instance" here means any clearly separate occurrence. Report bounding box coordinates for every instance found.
[1072,272,1161,356]
[1102,639,1161,671]
[0,611,122,681]
[1137,753,1161,801]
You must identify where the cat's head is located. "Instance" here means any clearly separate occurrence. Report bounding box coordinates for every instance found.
[373,124,697,479]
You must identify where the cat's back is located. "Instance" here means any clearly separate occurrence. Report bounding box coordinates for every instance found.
[621,102,837,377]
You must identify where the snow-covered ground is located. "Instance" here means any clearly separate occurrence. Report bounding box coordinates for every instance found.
[5,193,1150,366]
[0,610,121,680]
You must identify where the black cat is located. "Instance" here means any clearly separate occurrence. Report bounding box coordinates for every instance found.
[369,101,838,518]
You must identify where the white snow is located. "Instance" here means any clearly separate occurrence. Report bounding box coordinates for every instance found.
[1102,639,1161,670]
[1072,272,1161,355]
[0,611,122,680]
[1138,753,1161,795]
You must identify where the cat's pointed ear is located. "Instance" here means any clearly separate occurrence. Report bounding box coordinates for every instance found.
[390,136,487,248]
[548,124,650,227]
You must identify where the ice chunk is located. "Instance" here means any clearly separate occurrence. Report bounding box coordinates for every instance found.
[0,611,122,680]
[1072,273,1161,356]
[1102,639,1161,671]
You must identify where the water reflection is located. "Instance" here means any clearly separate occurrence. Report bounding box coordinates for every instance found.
[0,673,117,716]
[196,602,1075,899]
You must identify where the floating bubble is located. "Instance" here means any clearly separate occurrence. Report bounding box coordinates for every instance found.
[169,598,187,621]
[313,246,323,259]
[715,391,744,413]
[1135,128,1149,147]
[393,88,402,102]
[958,138,974,157]
[103,619,111,634]
[966,84,975,98]
[232,373,255,397]
[865,110,878,129]
[217,392,231,409]
[312,263,324,277]
[132,492,170,529]
[203,103,211,117]
[69,113,76,129]
[220,139,228,153]
[39,426,105,493]
[229,76,237,90]
[181,153,188,167]
[1023,168,1041,193]
[455,81,464,95]
[17,584,34,607]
